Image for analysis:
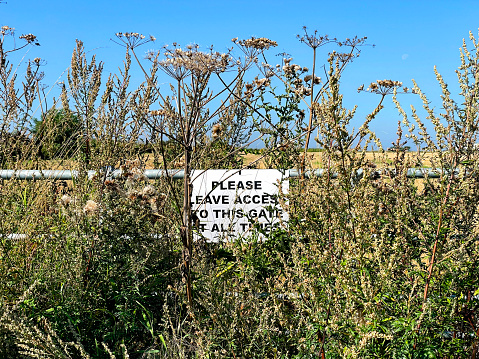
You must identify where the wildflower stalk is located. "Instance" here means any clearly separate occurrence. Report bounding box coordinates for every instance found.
[415,159,456,347]
[179,78,194,309]
[301,46,316,176]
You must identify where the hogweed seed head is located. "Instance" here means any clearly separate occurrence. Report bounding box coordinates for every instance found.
[159,45,234,79]
[360,79,405,95]
[113,32,154,49]
[234,37,277,50]
[19,33,38,43]
[1,25,14,36]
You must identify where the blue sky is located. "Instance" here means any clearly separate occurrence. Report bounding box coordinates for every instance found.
[2,0,479,148]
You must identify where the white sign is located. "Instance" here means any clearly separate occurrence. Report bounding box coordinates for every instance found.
[191,169,289,242]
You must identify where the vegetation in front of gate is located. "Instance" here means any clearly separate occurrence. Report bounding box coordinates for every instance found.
[1,24,479,358]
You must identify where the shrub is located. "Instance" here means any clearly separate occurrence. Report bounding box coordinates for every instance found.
[32,108,82,159]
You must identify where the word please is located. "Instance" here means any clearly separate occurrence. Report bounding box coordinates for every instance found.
[211,180,262,190]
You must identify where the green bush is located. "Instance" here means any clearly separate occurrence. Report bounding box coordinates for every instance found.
[32,108,82,160]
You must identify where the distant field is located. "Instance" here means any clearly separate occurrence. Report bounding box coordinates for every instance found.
[23,151,441,171]
[241,151,439,169]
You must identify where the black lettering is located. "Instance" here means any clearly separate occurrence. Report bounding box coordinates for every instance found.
[199,209,208,218]
[258,209,268,219]
[254,181,262,189]
[240,223,250,231]
[262,223,272,233]
[195,195,203,204]
[209,195,229,205]
[220,223,233,232]
[212,223,219,232]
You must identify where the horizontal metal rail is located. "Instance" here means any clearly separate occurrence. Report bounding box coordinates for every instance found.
[0,169,185,180]
[0,168,457,180]
[288,168,453,179]
[0,167,460,242]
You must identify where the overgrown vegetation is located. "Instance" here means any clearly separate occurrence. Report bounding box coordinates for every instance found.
[0,22,479,358]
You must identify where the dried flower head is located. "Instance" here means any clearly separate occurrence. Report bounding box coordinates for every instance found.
[254,77,270,88]
[19,33,38,43]
[141,185,157,198]
[244,83,255,98]
[293,78,303,88]
[303,75,321,84]
[233,37,277,50]
[0,26,14,36]
[145,49,159,61]
[158,45,234,79]
[61,194,72,207]
[294,86,312,97]
[83,200,98,215]
[212,124,223,140]
[363,79,404,95]
[297,27,336,49]
[113,32,153,49]
[282,59,307,78]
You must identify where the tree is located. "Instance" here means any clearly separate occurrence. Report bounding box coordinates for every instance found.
[32,108,82,159]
